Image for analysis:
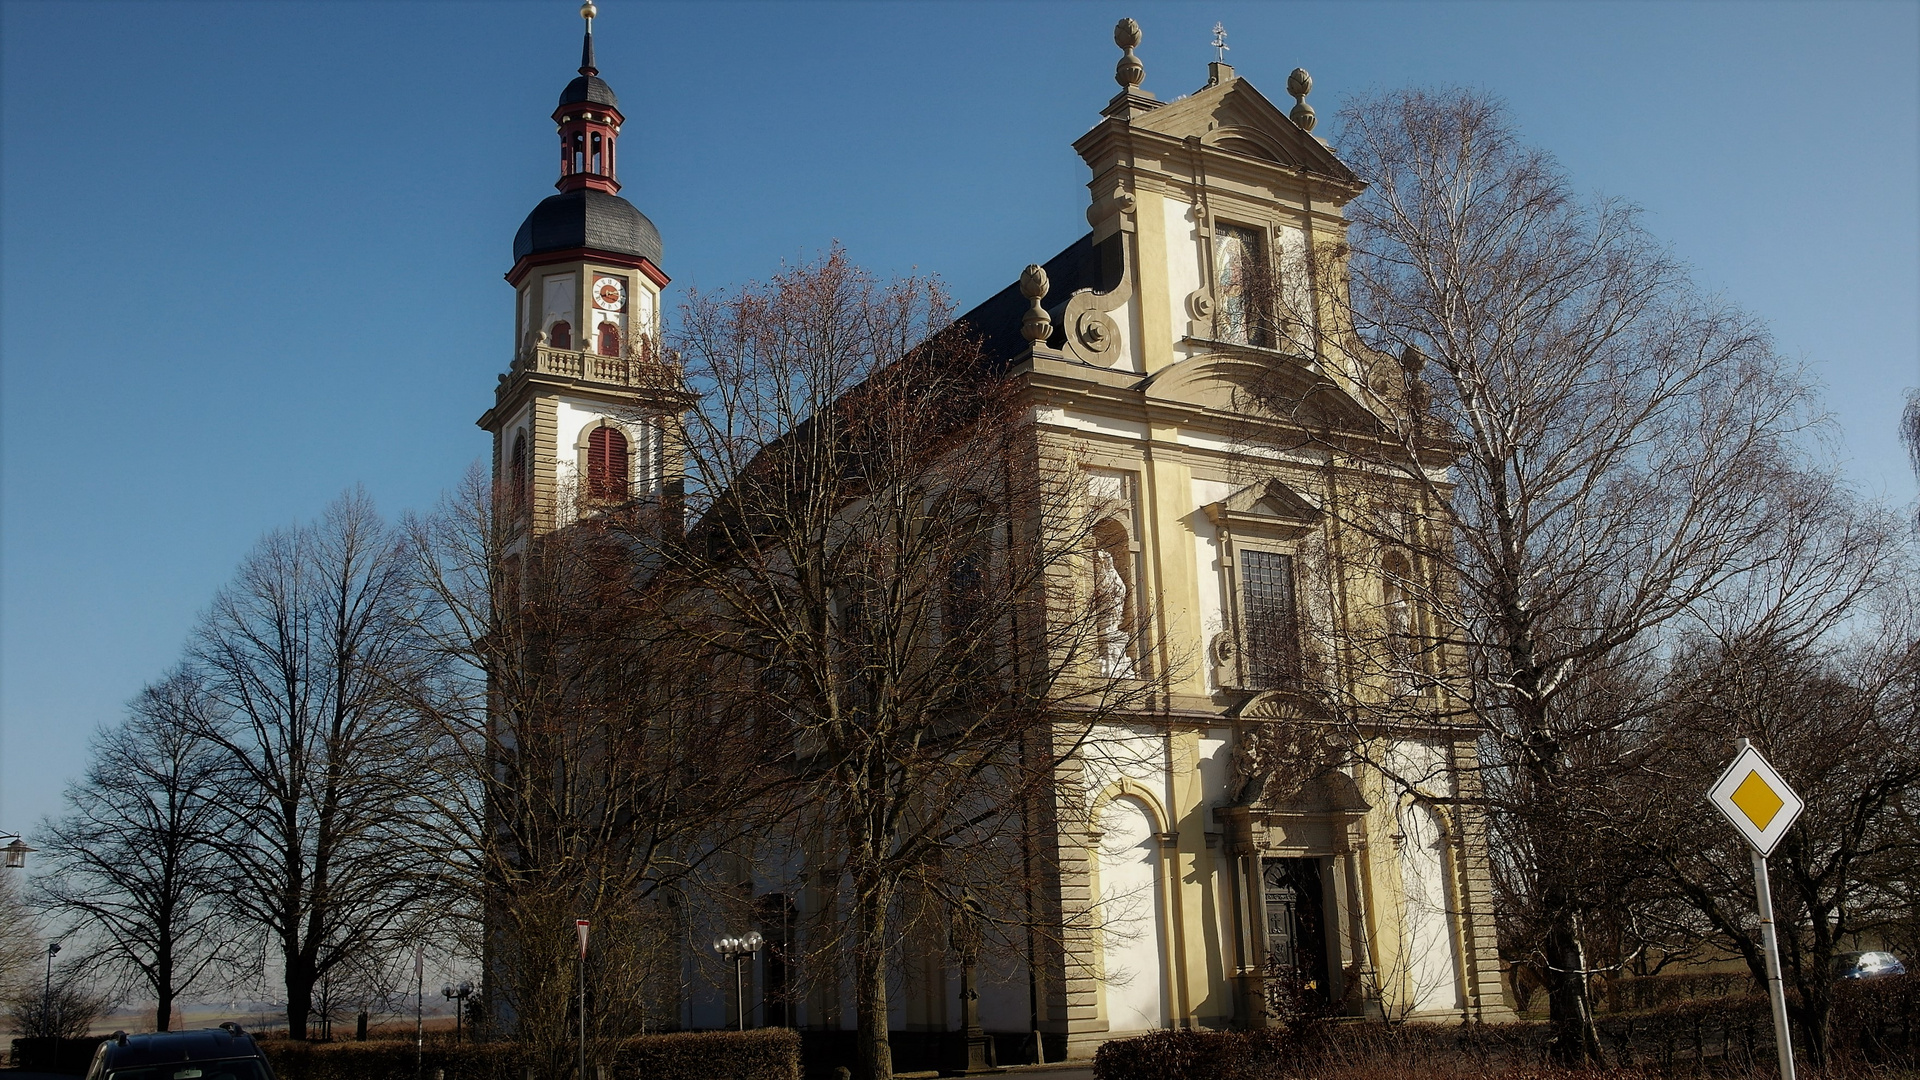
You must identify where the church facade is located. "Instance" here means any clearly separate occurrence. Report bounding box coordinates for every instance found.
[479,10,1512,1061]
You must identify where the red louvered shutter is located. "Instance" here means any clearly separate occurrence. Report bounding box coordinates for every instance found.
[587,426,629,501]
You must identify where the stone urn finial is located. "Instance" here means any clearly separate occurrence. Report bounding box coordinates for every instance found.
[1019,264,1053,344]
[1288,67,1316,132]
[1114,18,1145,89]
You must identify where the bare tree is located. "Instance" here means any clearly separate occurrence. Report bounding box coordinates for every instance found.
[3,964,112,1039]
[654,250,1158,1080]
[1638,611,1919,1067]
[33,670,236,1030]
[1240,89,1826,1061]
[403,468,792,1065]
[0,870,41,997]
[190,488,440,1039]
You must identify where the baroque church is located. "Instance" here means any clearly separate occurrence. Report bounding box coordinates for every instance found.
[479,6,1512,1062]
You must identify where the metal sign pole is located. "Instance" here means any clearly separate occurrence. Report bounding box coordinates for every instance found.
[1750,847,1796,1080]
[576,919,590,1080]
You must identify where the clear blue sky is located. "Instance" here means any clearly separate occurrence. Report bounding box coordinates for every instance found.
[3,1,1916,838]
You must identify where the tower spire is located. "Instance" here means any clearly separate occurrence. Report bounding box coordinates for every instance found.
[579,1,599,76]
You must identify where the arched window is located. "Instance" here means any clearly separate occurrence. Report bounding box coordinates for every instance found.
[605,136,614,176]
[508,433,529,515]
[587,426,628,501]
[597,320,620,357]
[572,131,586,175]
[548,321,571,349]
[590,132,603,174]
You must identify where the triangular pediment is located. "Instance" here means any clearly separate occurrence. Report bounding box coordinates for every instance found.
[1133,76,1356,181]
[1204,477,1322,534]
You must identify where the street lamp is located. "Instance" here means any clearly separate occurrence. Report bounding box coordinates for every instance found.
[441,981,473,1043]
[710,931,763,1032]
[42,942,61,1033]
[2,833,32,869]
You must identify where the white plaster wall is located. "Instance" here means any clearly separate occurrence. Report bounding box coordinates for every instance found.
[1082,722,1170,816]
[634,283,658,339]
[1110,287,1141,374]
[1174,427,1331,467]
[1275,224,1316,343]
[1165,197,1204,346]
[542,272,577,337]
[1197,727,1233,817]
[1031,406,1148,442]
[1384,739,1464,1015]
[1190,479,1233,695]
[1096,794,1169,1032]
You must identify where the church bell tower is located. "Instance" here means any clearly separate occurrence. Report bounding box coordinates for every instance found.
[479,1,680,538]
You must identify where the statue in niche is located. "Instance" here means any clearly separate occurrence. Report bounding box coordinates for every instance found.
[1093,547,1134,679]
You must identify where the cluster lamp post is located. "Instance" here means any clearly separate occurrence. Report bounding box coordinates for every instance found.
[442,981,473,1043]
[711,931,764,1032]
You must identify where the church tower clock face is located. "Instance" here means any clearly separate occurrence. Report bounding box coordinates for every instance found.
[592,275,627,311]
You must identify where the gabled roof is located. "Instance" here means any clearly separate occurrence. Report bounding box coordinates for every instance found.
[949,231,1117,372]
[1130,75,1356,183]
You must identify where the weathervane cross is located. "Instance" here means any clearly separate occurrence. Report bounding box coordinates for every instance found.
[1212,22,1229,62]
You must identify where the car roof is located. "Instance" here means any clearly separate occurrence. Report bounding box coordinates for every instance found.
[99,1029,264,1068]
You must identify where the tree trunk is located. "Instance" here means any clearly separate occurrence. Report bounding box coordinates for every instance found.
[1542,905,1603,1064]
[155,944,174,1032]
[1800,976,1832,1069]
[285,951,314,1041]
[854,887,893,1080]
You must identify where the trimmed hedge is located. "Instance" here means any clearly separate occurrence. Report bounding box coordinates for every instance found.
[1831,972,1918,1066]
[258,1029,799,1080]
[1092,976,1916,1080]
[10,1035,106,1075]
[613,1030,800,1080]
[1092,1029,1302,1080]
[258,1039,529,1080]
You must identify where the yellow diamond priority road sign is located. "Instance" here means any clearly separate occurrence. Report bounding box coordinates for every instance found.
[1709,745,1803,856]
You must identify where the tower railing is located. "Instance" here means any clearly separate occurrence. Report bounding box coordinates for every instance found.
[515,341,682,390]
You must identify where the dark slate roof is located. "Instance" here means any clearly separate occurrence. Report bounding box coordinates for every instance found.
[560,74,618,109]
[950,230,1116,371]
[514,189,662,265]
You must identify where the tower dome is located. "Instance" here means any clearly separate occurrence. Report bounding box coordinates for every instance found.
[510,1,662,271]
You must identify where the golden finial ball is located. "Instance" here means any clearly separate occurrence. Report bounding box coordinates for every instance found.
[580,1,598,20]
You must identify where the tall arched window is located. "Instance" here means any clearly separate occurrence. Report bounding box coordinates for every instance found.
[587,426,629,501]
[597,320,620,357]
[590,132,603,174]
[508,433,529,516]
[548,321,571,349]
[572,131,586,175]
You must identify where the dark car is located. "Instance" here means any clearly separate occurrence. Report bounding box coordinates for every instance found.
[84,1024,276,1080]
[1831,950,1907,980]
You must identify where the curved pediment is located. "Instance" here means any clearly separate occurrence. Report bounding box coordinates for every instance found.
[1140,350,1382,432]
